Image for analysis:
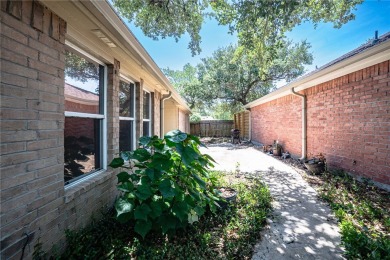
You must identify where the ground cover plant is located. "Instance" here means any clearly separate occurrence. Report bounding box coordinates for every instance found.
[305,171,390,260]
[58,172,271,259]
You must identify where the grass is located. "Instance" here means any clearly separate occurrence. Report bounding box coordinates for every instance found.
[312,171,390,259]
[55,172,271,259]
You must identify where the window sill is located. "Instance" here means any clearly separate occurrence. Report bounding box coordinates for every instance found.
[64,169,114,204]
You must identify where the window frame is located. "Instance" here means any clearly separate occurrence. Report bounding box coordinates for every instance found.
[119,74,136,151]
[64,44,107,188]
[142,90,152,137]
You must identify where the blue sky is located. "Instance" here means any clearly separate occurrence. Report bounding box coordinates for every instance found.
[127,1,390,74]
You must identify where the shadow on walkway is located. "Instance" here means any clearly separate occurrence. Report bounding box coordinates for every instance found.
[200,143,344,260]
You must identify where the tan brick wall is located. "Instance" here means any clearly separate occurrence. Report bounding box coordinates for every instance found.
[0,1,119,258]
[250,60,390,186]
[1,1,66,258]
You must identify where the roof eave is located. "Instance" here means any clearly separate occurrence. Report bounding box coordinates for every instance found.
[90,1,191,113]
[245,39,390,108]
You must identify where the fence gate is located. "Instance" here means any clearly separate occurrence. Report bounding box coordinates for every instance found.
[233,111,250,140]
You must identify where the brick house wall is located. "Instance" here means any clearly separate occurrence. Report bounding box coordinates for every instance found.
[250,60,390,186]
[0,1,119,258]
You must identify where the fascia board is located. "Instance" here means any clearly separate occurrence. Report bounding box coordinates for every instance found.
[89,1,191,113]
[245,40,390,108]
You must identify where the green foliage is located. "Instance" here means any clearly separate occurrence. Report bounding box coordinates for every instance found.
[340,220,390,260]
[164,43,312,114]
[189,113,201,123]
[59,174,272,259]
[113,0,362,57]
[113,0,209,56]
[163,64,203,109]
[317,172,390,259]
[109,130,220,238]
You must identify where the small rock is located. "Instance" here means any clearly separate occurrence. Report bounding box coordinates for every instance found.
[282,234,295,244]
[266,218,273,224]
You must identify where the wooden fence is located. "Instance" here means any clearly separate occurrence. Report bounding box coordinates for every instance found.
[233,111,250,140]
[190,120,234,137]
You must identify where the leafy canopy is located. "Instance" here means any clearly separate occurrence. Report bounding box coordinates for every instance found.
[164,40,312,118]
[113,0,362,56]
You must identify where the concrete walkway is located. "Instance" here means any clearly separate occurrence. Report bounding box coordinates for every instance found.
[200,143,344,260]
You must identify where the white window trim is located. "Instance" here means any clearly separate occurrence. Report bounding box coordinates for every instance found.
[65,111,105,119]
[64,46,107,186]
[119,77,136,151]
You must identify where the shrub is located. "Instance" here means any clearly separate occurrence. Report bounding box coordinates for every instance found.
[109,130,220,238]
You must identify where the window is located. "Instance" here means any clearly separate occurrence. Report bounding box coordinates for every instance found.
[143,90,151,137]
[64,49,106,184]
[119,79,135,151]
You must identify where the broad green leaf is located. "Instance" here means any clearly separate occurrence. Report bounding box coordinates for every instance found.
[117,182,134,192]
[117,171,130,183]
[145,168,155,181]
[139,136,151,146]
[109,157,124,168]
[158,179,176,199]
[133,149,151,162]
[194,205,205,216]
[149,153,173,172]
[164,130,187,143]
[172,201,189,222]
[159,215,178,234]
[149,200,163,219]
[135,183,152,201]
[176,144,199,167]
[134,220,152,238]
[115,198,134,217]
[203,154,216,163]
[192,173,206,189]
[134,204,151,221]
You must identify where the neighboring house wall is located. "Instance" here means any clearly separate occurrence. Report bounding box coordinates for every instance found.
[250,60,390,186]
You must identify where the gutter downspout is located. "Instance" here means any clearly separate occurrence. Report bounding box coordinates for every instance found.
[291,87,307,161]
[160,91,172,138]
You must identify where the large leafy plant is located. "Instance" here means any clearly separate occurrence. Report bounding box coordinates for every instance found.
[109,130,220,238]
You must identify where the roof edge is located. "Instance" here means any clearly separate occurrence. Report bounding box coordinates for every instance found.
[245,37,390,108]
[90,1,191,112]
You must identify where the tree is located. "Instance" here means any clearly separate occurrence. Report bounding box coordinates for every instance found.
[113,0,362,56]
[197,40,312,106]
[162,64,204,109]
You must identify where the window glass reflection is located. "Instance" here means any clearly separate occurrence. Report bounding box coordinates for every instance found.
[119,81,134,117]
[64,117,101,183]
[120,120,134,152]
[64,50,101,114]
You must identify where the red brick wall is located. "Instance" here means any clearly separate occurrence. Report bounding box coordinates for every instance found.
[251,95,302,156]
[251,60,390,186]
